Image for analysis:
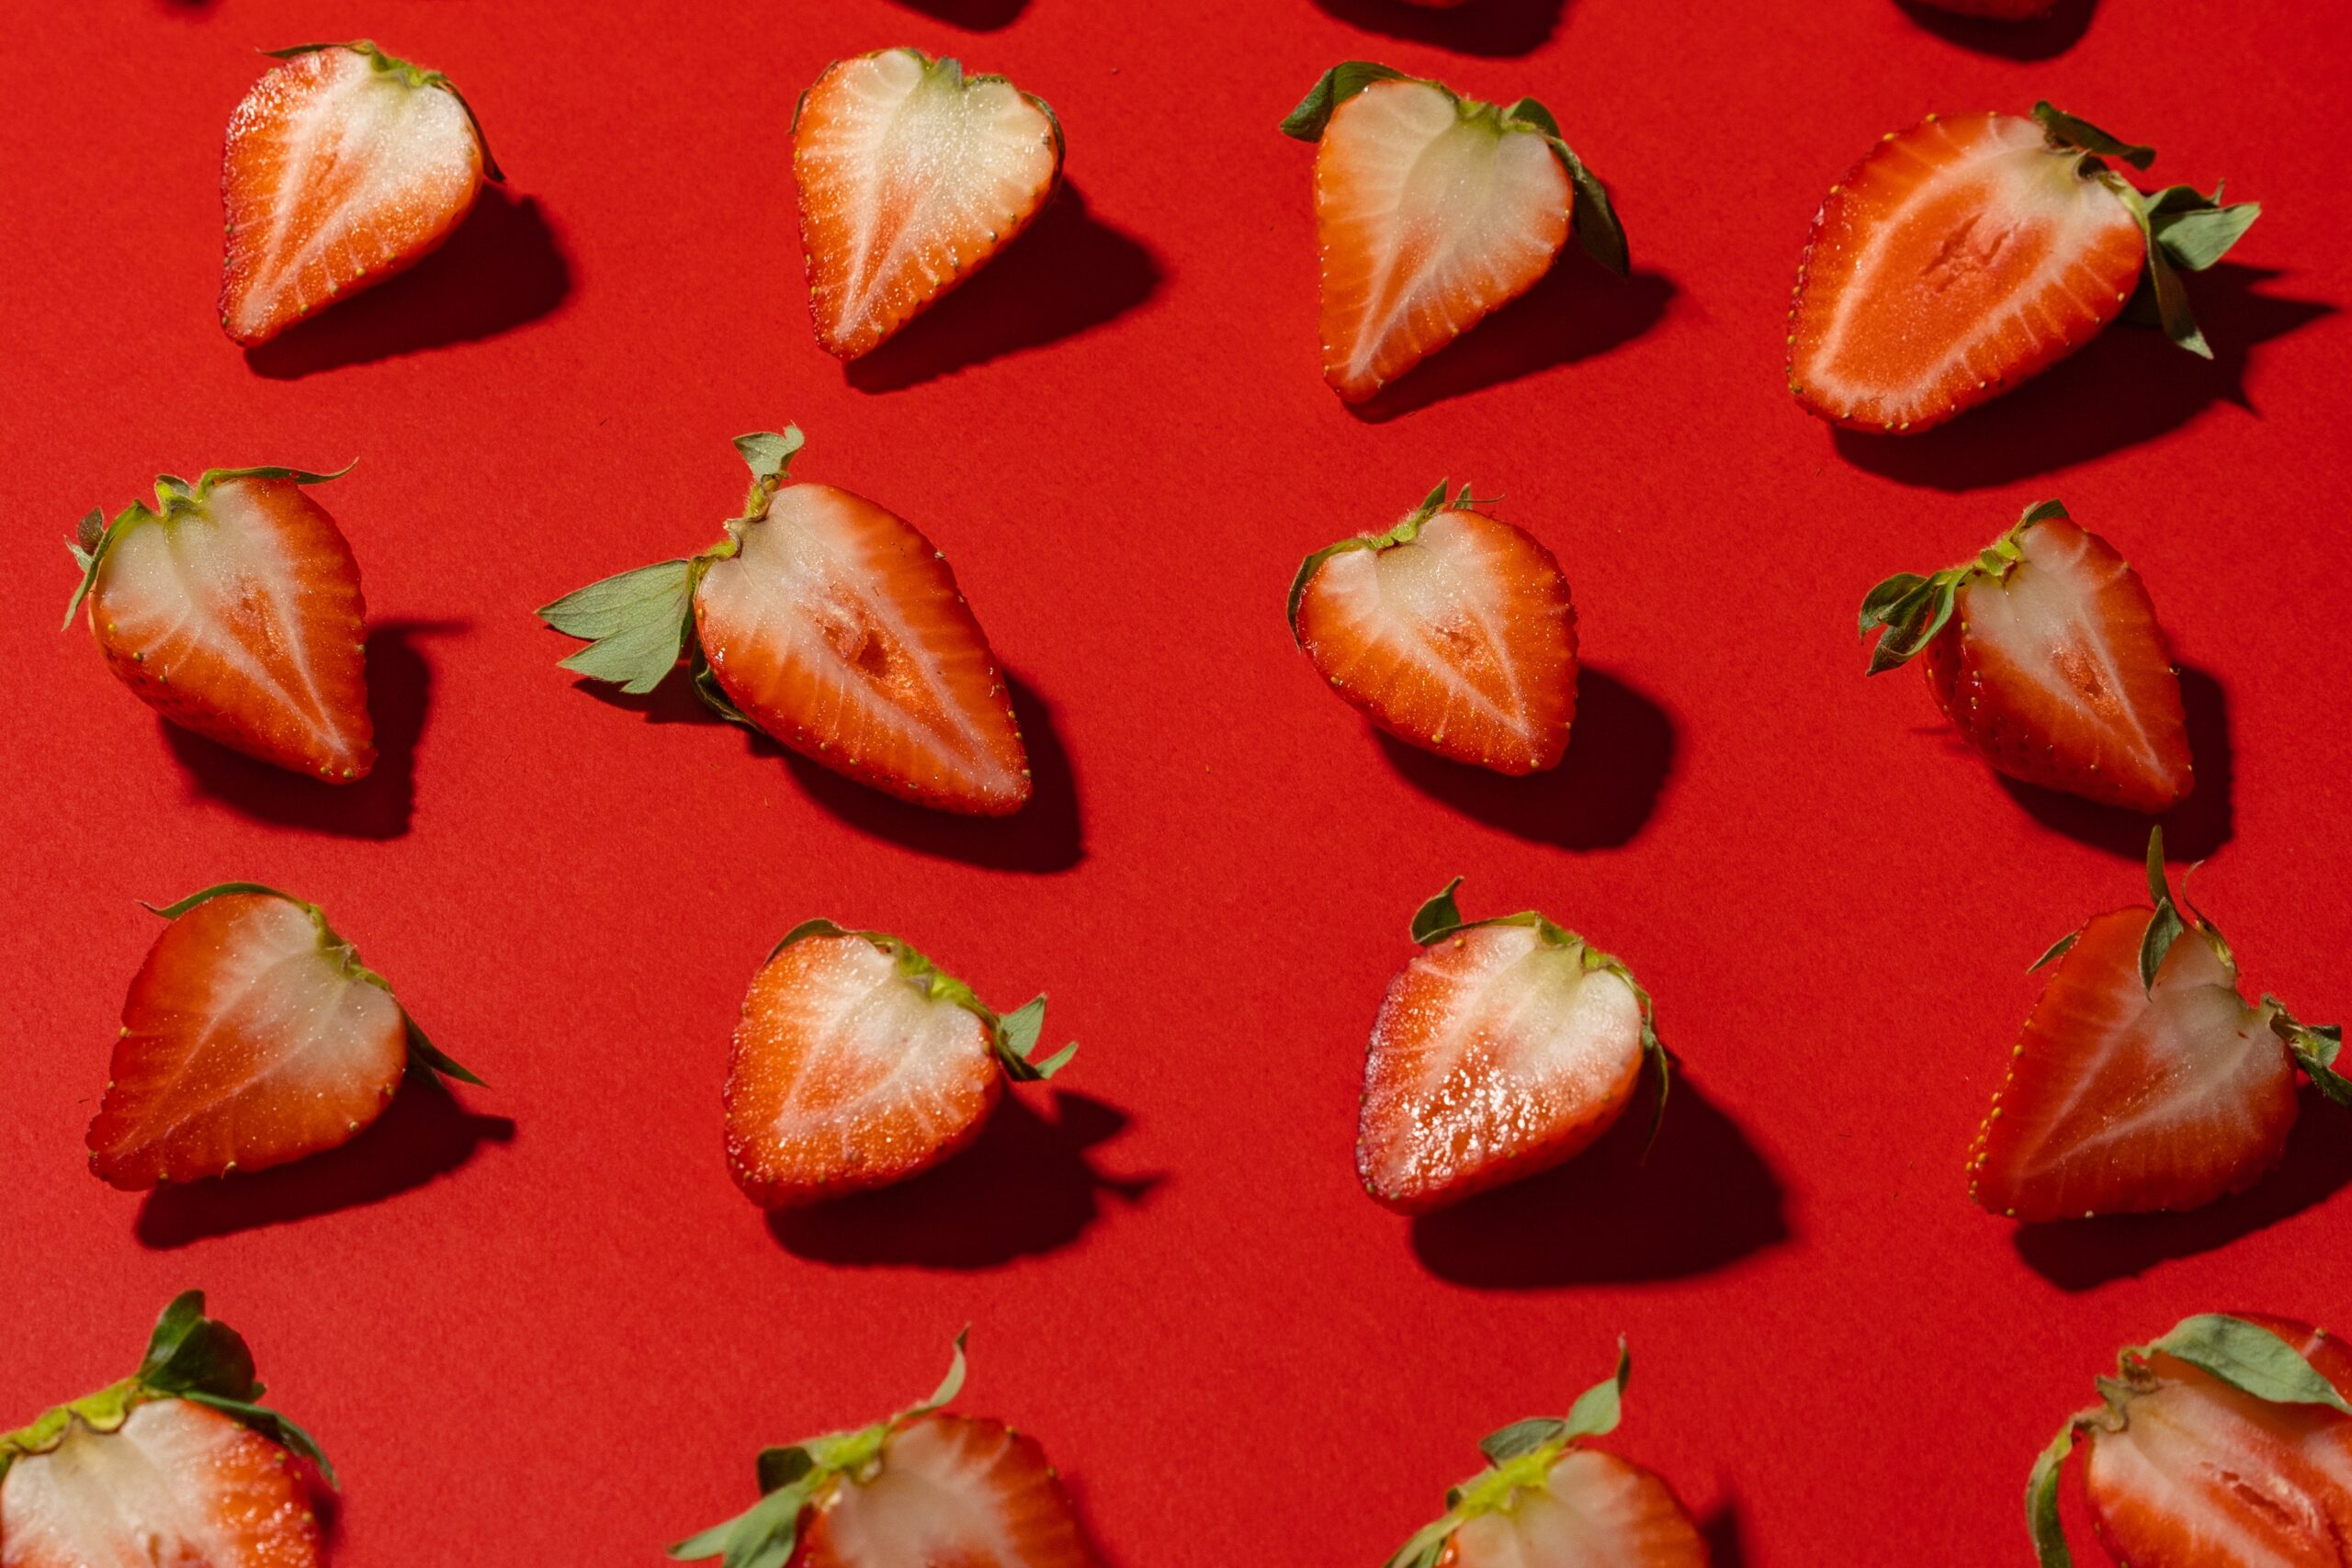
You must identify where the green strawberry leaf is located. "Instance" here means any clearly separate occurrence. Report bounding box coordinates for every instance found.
[2025,1422,2079,1568]
[401,1014,486,1088]
[141,882,300,920]
[2138,826,2185,992]
[538,558,698,694]
[2141,1314,2352,1414]
[136,1292,338,1487]
[2282,1019,2352,1108]
[2032,102,2155,171]
[1409,876,1469,943]
[1500,97,1629,278]
[733,429,805,483]
[1559,1338,1631,1442]
[1279,62,1410,141]
[2029,931,2079,973]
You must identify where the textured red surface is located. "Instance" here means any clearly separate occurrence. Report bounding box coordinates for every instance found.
[1,1,2346,1562]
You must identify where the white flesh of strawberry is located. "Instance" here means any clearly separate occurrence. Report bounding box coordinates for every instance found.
[1449,1450,1704,1568]
[813,1418,1032,1564]
[2088,1376,2352,1567]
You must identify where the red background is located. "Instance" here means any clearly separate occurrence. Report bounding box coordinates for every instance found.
[2,0,2347,1561]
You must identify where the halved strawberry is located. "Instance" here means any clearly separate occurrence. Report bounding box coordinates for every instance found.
[540,429,1033,815]
[1860,499,2191,812]
[1358,879,1669,1214]
[2028,1313,2352,1567]
[1383,1345,1708,1568]
[725,919,1075,1208]
[1290,480,1577,775]
[795,49,1061,360]
[1788,104,2258,432]
[1280,62,1629,403]
[221,39,502,346]
[86,884,481,1190]
[65,466,375,783]
[1,1292,334,1568]
[670,1336,1100,1568]
[1968,831,2350,1223]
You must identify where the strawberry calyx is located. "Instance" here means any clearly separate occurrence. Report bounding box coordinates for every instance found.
[1382,1341,1634,1568]
[1279,62,1629,278]
[264,40,504,182]
[2026,1314,2349,1566]
[1410,877,1671,1148]
[767,919,1076,1082]
[1858,498,2073,674]
[669,1331,972,1568]
[62,463,356,631]
[0,1292,334,1489]
[1285,479,1498,640]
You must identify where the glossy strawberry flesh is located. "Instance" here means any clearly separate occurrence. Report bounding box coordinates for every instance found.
[694,482,1030,815]
[0,1399,319,1568]
[1789,112,2143,432]
[724,932,1001,1208]
[1296,509,1577,774]
[2086,1320,2352,1567]
[1442,1448,1709,1568]
[1969,909,2295,1222]
[796,50,1060,360]
[85,477,374,782]
[1315,81,1570,401]
[86,893,407,1190]
[800,1414,1098,1568]
[220,46,486,345]
[1358,923,1645,1213]
[1922,516,2191,812]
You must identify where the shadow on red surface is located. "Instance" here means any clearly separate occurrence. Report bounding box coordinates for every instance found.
[1994,665,2233,862]
[1830,265,2335,492]
[888,0,1028,29]
[2011,1083,2352,1292]
[1895,0,2097,60]
[1702,1504,1748,1567]
[162,618,462,841]
[243,192,573,378]
[764,1090,1158,1269]
[1307,0,1569,59]
[1408,1076,1787,1288]
[1374,666,1674,852]
[133,1074,514,1249]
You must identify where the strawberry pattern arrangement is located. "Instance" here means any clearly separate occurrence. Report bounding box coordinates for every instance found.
[9,3,2346,1566]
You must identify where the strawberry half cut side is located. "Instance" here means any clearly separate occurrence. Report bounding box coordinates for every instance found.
[1859,498,2192,812]
[1383,1343,1709,1568]
[1787,103,2258,433]
[669,1334,1101,1568]
[2027,1313,2352,1568]
[0,1292,334,1568]
[538,429,1035,816]
[86,883,481,1191]
[1280,62,1628,402]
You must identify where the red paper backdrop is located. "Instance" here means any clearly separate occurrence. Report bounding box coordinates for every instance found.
[2,0,2347,1561]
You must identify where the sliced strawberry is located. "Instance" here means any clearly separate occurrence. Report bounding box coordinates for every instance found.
[795,49,1061,360]
[540,429,1033,815]
[2030,1314,2352,1567]
[1280,63,1628,402]
[221,39,500,346]
[1969,832,2348,1223]
[1357,879,1668,1214]
[724,920,1074,1208]
[1860,500,2191,812]
[671,1337,1100,1568]
[1290,481,1577,774]
[67,467,375,783]
[1789,105,2258,432]
[86,884,479,1190]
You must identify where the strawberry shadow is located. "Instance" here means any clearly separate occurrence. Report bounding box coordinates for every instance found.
[887,0,1028,28]
[1702,1503,1749,1567]
[1829,265,2335,491]
[1373,666,1674,852]
[1307,0,1570,58]
[161,618,461,841]
[1344,266,1676,422]
[764,1090,1159,1269]
[242,192,573,378]
[2010,1084,2352,1292]
[1992,664,2233,862]
[131,1075,514,1248]
[843,186,1162,393]
[1895,0,2097,60]
[1408,1077,1787,1288]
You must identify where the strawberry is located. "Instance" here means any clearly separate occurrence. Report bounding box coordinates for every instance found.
[1383,1344,1708,1568]
[1358,879,1669,1214]
[1968,830,2350,1223]
[2027,1313,2352,1567]
[1279,62,1629,403]
[1289,480,1577,775]
[725,919,1074,1208]
[1,1292,334,1568]
[795,49,1062,360]
[1859,499,2191,812]
[86,883,481,1190]
[221,39,502,346]
[540,429,1034,815]
[671,1335,1100,1568]
[1788,104,2259,432]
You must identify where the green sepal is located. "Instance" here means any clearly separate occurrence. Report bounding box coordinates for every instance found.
[266,41,503,181]
[733,430,804,485]
[689,637,756,728]
[1859,499,2066,674]
[2138,826,2187,991]
[2109,182,2260,356]
[62,463,355,632]
[1279,62,1409,140]
[2138,1314,2352,1414]
[2029,931,2079,973]
[1286,480,1458,641]
[2032,102,2156,171]
[2025,1421,2081,1568]
[1498,97,1630,278]
[537,558,700,694]
[762,925,1075,1083]
[2280,1018,2352,1108]
[141,881,296,919]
